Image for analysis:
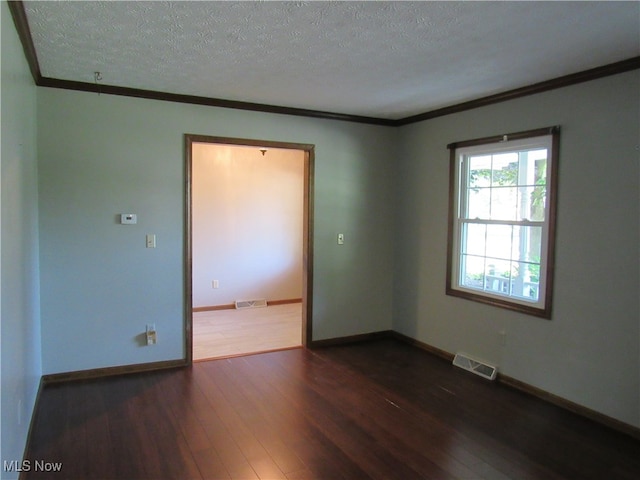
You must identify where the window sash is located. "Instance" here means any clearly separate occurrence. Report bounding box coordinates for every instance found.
[455,219,548,306]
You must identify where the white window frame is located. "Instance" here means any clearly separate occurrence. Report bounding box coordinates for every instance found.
[446,127,560,318]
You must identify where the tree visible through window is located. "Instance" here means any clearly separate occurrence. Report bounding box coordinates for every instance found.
[446,127,559,318]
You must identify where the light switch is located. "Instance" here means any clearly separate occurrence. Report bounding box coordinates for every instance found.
[337,233,344,245]
[146,324,157,345]
[146,234,156,248]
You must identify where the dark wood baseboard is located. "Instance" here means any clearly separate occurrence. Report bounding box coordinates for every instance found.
[498,374,640,441]
[309,330,393,348]
[193,298,302,313]
[388,331,455,362]
[310,330,454,362]
[42,359,187,384]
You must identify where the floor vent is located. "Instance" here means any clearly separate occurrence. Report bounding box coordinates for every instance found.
[452,353,498,380]
[235,298,267,310]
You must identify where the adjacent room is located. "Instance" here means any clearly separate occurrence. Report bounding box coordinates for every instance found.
[2,1,639,479]
[191,141,306,360]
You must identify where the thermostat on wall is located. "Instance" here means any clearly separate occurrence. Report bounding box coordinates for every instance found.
[120,213,137,224]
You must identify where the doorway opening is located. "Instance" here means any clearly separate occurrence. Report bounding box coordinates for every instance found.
[185,135,314,362]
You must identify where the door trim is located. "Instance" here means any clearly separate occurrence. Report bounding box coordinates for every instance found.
[184,134,315,364]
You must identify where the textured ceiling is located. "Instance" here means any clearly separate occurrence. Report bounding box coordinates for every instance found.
[23,1,640,120]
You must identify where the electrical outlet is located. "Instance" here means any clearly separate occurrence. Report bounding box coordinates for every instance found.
[146,324,157,345]
[120,213,137,224]
[212,280,219,289]
[499,330,507,346]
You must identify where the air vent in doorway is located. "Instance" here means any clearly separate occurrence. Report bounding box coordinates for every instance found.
[452,353,497,380]
[235,298,267,310]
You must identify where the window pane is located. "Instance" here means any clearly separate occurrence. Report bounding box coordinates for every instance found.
[460,254,485,289]
[517,185,534,221]
[491,186,518,220]
[467,188,490,219]
[484,259,512,294]
[532,151,547,185]
[524,261,541,292]
[510,225,542,263]
[461,223,486,256]
[485,224,512,260]
[509,261,540,301]
[529,184,546,221]
[492,153,518,186]
[468,155,492,189]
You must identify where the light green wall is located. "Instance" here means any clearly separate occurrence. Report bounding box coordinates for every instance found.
[394,70,640,427]
[1,1,42,476]
[36,71,640,428]
[37,88,396,374]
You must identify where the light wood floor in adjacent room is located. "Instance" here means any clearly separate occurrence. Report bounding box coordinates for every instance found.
[193,303,302,361]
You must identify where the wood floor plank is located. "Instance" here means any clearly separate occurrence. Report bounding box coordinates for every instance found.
[79,381,116,479]
[192,447,231,480]
[316,342,571,479]
[209,358,324,476]
[207,355,369,480]
[241,350,440,478]
[190,364,270,479]
[265,350,479,479]
[261,350,458,479]
[191,362,286,480]
[22,339,640,480]
[316,341,640,479]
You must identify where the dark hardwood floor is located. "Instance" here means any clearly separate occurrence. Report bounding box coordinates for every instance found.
[22,339,640,479]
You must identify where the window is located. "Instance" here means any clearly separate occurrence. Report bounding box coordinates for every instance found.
[446,127,559,318]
